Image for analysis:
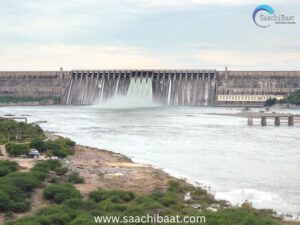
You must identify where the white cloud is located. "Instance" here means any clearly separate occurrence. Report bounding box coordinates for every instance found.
[137,0,295,7]
[0,44,299,71]
[194,50,300,70]
[0,45,170,70]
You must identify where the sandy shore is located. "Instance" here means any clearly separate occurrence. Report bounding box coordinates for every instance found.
[64,145,176,196]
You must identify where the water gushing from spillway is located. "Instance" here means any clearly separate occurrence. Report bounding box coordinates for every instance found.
[95,77,158,108]
[63,71,216,106]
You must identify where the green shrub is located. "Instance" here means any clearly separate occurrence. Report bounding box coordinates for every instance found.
[69,214,95,225]
[0,184,30,212]
[68,172,84,184]
[287,89,300,105]
[0,119,45,144]
[6,143,29,157]
[63,198,97,211]
[10,201,31,213]
[97,199,128,212]
[46,137,75,158]
[167,180,184,193]
[30,138,47,152]
[89,190,135,203]
[2,172,39,192]
[265,98,277,107]
[43,183,81,204]
[150,191,179,207]
[0,190,10,211]
[31,160,62,181]
[64,138,76,147]
[0,160,18,176]
[32,160,62,173]
[55,167,68,176]
[135,196,163,209]
[49,176,60,183]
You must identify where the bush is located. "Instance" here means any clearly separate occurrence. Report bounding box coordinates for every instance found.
[0,160,18,176]
[46,137,75,158]
[10,201,31,213]
[30,138,47,152]
[0,184,30,212]
[63,198,97,211]
[265,98,277,107]
[32,160,62,173]
[167,180,184,193]
[49,176,60,183]
[6,143,29,157]
[31,160,63,181]
[133,196,164,210]
[2,172,39,192]
[0,119,45,144]
[0,190,10,211]
[89,190,135,203]
[55,167,68,176]
[68,172,84,184]
[150,191,179,207]
[287,89,300,105]
[43,183,81,204]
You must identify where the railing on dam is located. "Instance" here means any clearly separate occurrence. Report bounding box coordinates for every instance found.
[71,70,217,80]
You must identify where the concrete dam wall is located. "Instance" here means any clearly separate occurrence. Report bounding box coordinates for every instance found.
[63,70,217,106]
[0,71,69,98]
[0,69,300,106]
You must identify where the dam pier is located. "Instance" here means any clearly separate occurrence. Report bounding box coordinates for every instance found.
[247,113,299,126]
[0,68,300,106]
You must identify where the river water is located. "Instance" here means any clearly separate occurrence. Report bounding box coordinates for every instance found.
[0,103,299,218]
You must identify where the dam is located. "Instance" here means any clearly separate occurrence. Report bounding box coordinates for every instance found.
[63,70,217,105]
[0,69,300,106]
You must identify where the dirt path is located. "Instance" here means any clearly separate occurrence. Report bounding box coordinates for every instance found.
[0,145,8,157]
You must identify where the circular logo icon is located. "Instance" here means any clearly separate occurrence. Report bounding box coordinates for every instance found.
[252,5,275,28]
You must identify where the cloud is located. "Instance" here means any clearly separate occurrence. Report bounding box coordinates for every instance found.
[0,0,299,70]
[0,44,170,70]
[194,50,300,70]
[0,44,299,71]
[137,0,296,7]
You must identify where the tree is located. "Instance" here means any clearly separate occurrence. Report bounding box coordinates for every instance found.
[30,138,47,152]
[287,90,300,105]
[265,98,277,107]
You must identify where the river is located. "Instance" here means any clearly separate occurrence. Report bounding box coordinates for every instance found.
[1,103,299,218]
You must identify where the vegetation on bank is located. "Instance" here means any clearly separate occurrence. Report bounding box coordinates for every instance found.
[0,119,45,144]
[0,96,60,104]
[5,137,75,158]
[0,118,75,157]
[3,164,280,225]
[265,90,300,106]
[0,159,65,213]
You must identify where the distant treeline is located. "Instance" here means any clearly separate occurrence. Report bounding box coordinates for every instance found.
[265,90,300,106]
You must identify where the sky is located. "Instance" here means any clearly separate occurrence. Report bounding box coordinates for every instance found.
[0,0,299,70]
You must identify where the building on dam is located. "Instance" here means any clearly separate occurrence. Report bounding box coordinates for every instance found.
[0,68,299,106]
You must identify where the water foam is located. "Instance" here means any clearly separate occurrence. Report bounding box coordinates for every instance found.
[94,77,160,109]
[215,189,300,220]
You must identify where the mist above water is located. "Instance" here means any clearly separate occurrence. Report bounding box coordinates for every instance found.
[93,95,160,109]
